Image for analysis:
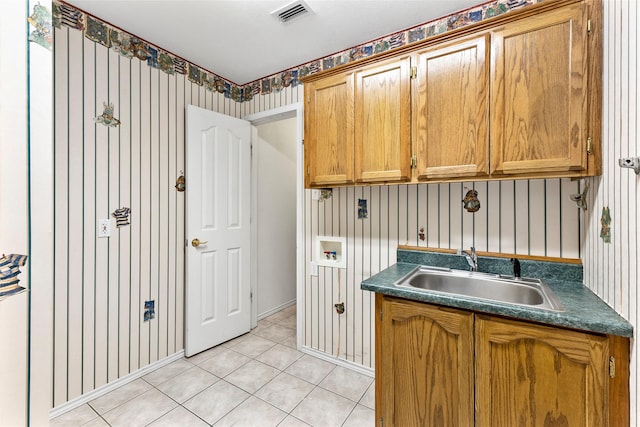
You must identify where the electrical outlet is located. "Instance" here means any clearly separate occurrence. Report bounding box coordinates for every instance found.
[311,189,321,200]
[310,261,318,277]
[97,219,111,238]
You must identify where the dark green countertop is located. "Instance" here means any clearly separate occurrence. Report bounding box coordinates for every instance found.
[361,251,633,338]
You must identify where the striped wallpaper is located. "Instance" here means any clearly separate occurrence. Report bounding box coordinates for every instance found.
[53,9,584,407]
[53,2,638,424]
[299,179,582,370]
[584,0,639,423]
[1,1,53,425]
[52,24,242,406]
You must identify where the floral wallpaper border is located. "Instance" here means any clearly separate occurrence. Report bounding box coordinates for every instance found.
[53,0,539,102]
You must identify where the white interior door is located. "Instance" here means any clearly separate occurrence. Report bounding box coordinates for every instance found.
[185,105,251,357]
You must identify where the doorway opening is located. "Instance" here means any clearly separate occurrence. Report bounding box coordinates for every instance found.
[245,103,304,348]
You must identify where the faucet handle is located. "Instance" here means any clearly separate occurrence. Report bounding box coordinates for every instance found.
[510,257,521,278]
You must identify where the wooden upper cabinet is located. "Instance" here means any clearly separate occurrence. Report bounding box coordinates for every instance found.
[304,72,355,187]
[414,35,490,180]
[354,56,411,183]
[302,0,601,187]
[475,315,608,427]
[490,2,590,176]
[376,294,474,427]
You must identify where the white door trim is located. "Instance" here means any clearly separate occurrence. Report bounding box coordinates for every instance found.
[244,103,304,347]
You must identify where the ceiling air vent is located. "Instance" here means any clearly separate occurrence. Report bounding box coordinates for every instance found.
[271,0,313,23]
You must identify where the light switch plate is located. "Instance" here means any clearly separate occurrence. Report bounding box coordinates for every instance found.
[311,189,321,200]
[98,219,111,238]
[310,261,318,277]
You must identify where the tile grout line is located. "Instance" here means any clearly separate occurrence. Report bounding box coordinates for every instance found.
[59,306,374,426]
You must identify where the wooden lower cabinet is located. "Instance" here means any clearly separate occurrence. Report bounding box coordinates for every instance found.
[375,295,629,427]
[475,315,608,427]
[375,295,474,426]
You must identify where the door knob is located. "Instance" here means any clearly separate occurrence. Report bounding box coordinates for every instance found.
[191,238,208,247]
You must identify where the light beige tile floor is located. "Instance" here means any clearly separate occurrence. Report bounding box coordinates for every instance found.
[50,305,375,427]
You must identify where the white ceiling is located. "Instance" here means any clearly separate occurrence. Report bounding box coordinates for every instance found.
[65,0,482,85]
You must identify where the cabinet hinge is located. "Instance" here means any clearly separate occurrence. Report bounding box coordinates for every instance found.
[586,136,592,155]
[307,95,310,104]
[587,19,592,35]
[609,356,616,378]
[410,154,417,168]
[379,309,383,321]
[379,417,384,427]
[410,66,417,79]
[250,291,253,301]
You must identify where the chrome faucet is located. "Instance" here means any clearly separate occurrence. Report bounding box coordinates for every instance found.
[461,246,477,272]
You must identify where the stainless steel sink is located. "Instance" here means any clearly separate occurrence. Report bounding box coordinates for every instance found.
[394,266,564,311]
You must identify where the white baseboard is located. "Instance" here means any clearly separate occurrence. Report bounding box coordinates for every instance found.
[49,351,185,420]
[299,346,375,378]
[257,299,296,320]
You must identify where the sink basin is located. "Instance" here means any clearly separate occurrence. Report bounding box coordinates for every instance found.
[394,266,564,311]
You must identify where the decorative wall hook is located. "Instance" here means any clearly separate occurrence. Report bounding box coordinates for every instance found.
[94,102,121,127]
[619,157,640,174]
[175,171,185,192]
[600,206,611,243]
[111,207,131,227]
[144,300,155,321]
[569,180,589,211]
[462,188,480,213]
[358,199,368,219]
[320,189,332,201]
[0,254,28,300]
[28,3,53,50]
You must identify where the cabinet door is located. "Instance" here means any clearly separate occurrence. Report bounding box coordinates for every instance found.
[475,315,608,427]
[490,3,589,176]
[414,35,490,180]
[304,72,354,187]
[355,56,411,183]
[376,295,474,427]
